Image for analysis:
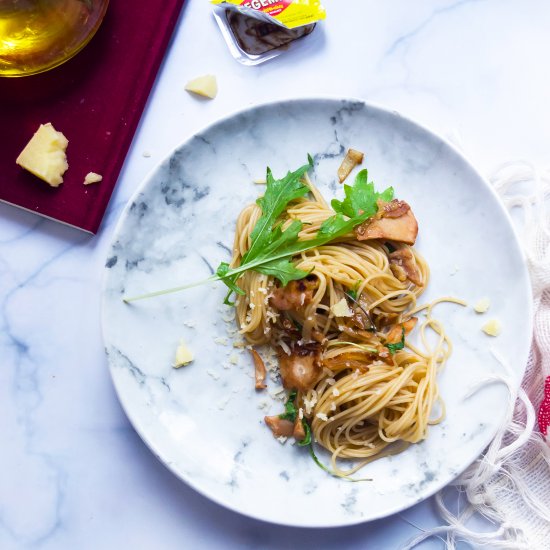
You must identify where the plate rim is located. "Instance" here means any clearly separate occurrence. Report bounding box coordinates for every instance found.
[101,96,533,528]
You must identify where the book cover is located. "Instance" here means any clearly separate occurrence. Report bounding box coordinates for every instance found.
[0,0,185,233]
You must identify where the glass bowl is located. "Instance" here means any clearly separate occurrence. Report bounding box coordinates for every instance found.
[0,0,110,77]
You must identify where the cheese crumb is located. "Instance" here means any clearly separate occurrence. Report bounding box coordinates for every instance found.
[206,369,220,380]
[229,353,239,365]
[222,311,235,323]
[185,74,218,99]
[474,297,490,314]
[482,319,501,337]
[276,436,288,444]
[266,310,279,323]
[16,123,69,187]
[269,385,286,401]
[83,172,103,185]
[332,387,340,397]
[330,298,353,317]
[173,340,193,368]
[217,396,231,410]
[142,151,152,158]
[316,412,328,421]
[303,390,318,414]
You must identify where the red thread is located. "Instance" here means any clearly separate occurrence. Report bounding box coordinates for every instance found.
[537,376,550,436]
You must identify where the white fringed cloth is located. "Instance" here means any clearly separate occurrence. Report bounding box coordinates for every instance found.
[404,162,550,549]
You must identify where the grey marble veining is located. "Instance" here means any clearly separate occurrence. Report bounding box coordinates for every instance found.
[1,0,550,545]
[102,98,531,528]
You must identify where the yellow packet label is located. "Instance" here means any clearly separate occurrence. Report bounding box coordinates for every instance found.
[211,0,326,29]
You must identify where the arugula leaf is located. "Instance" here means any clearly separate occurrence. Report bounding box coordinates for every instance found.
[255,170,392,273]
[243,160,312,263]
[255,258,311,287]
[331,170,393,219]
[306,437,371,481]
[297,419,311,447]
[386,327,406,354]
[271,170,393,257]
[261,219,302,256]
[124,159,394,303]
[254,220,312,285]
[216,262,245,296]
[216,262,245,306]
[279,390,298,422]
[217,158,313,297]
[320,169,394,239]
[346,280,362,301]
[318,212,351,237]
[308,440,334,474]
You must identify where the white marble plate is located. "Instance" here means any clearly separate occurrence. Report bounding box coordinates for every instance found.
[101,99,532,527]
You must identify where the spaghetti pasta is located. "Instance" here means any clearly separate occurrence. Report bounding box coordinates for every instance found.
[231,162,457,476]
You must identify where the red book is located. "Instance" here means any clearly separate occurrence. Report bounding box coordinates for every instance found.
[0,1,185,234]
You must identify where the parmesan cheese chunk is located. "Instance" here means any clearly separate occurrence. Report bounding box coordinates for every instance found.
[173,340,194,368]
[474,297,490,313]
[482,319,501,337]
[83,172,103,185]
[185,74,218,99]
[16,123,69,187]
[330,298,352,317]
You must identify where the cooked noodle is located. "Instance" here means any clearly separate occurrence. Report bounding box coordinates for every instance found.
[231,172,460,475]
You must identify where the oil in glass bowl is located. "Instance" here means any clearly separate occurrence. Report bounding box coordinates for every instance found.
[0,0,109,77]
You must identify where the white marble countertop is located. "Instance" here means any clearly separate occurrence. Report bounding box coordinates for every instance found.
[1,1,548,548]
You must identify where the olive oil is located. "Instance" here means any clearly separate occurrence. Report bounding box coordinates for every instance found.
[0,0,109,77]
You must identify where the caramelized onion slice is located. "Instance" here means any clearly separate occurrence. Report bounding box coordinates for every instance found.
[337,148,364,183]
[278,343,322,392]
[355,201,418,245]
[389,248,422,286]
[293,416,306,440]
[250,349,267,390]
[265,416,294,437]
[269,277,319,311]
[385,317,418,344]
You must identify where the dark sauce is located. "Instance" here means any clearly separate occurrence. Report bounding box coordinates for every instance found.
[226,10,315,56]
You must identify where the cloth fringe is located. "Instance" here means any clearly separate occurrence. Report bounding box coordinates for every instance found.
[403,162,550,549]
